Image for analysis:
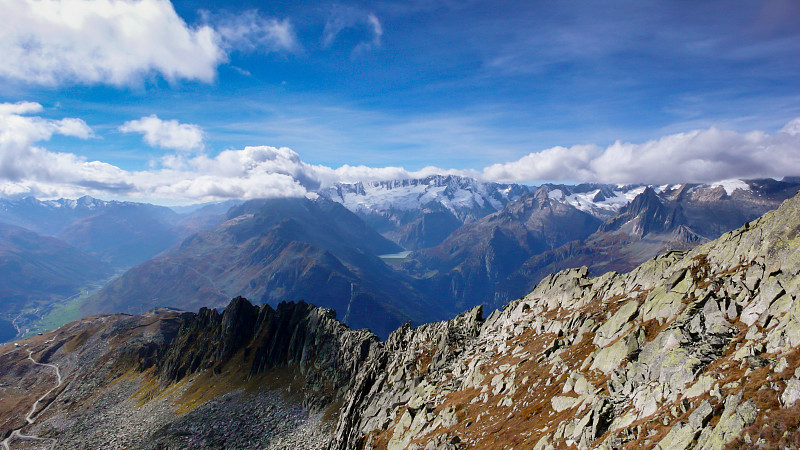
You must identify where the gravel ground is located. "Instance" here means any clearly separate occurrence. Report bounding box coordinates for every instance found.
[146,389,332,449]
[27,373,331,449]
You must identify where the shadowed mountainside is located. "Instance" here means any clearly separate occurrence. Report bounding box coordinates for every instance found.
[83,197,442,338]
[0,222,113,322]
[407,188,603,310]
[3,190,800,448]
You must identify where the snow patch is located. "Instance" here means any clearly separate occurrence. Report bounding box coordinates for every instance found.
[711,179,749,195]
[562,186,646,216]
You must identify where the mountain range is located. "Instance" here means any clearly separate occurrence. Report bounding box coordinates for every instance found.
[83,197,441,338]
[2,182,800,448]
[498,178,800,304]
[1,177,799,341]
[318,175,531,250]
[0,196,232,339]
[0,196,179,267]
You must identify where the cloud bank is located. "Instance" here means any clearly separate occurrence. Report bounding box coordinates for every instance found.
[1,102,799,203]
[483,122,800,185]
[0,102,453,202]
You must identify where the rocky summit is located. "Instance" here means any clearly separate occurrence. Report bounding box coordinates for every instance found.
[3,192,800,449]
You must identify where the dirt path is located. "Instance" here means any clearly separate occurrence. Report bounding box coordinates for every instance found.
[1,350,61,450]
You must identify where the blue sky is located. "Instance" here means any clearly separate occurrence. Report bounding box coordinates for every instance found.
[0,0,799,203]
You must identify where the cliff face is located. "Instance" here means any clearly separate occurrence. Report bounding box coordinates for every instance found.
[158,297,379,411]
[2,192,800,449]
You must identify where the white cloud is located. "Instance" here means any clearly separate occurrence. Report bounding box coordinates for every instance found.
[482,119,800,184]
[120,115,204,151]
[0,0,224,86]
[0,102,447,202]
[212,11,301,54]
[0,102,45,115]
[354,14,383,54]
[781,117,800,136]
[322,6,383,53]
[0,102,114,189]
[0,105,308,200]
[2,104,799,204]
[0,0,303,86]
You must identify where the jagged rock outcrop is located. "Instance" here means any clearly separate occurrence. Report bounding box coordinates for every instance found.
[332,305,485,449]
[599,186,686,237]
[0,298,381,448]
[159,297,380,411]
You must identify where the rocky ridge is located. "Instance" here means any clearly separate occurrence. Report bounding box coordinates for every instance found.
[330,190,800,448]
[2,192,800,448]
[0,300,379,449]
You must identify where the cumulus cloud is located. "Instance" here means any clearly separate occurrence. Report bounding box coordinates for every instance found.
[322,6,383,53]
[0,101,458,202]
[482,119,800,184]
[0,0,224,85]
[3,104,800,203]
[212,10,301,54]
[120,115,204,152]
[0,0,302,86]
[0,102,121,193]
[0,102,300,200]
[781,118,800,136]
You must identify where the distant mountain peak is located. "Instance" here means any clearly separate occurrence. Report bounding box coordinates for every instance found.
[599,186,686,237]
[318,176,532,246]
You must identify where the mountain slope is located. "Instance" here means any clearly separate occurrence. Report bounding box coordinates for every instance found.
[0,222,113,335]
[0,196,178,236]
[3,191,800,448]
[56,205,181,267]
[383,210,464,251]
[319,175,531,249]
[0,196,187,269]
[409,187,602,311]
[499,179,800,301]
[84,197,439,338]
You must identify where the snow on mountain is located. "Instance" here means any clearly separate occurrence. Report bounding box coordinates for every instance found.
[0,195,180,238]
[2,195,116,213]
[545,179,755,219]
[43,195,109,210]
[711,179,751,195]
[320,177,759,226]
[541,183,647,219]
[319,175,532,223]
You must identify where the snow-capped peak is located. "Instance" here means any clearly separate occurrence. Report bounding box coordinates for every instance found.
[710,179,750,195]
[318,175,531,221]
